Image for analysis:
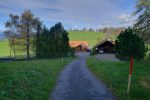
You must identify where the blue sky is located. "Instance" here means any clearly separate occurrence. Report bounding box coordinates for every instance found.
[0,0,136,31]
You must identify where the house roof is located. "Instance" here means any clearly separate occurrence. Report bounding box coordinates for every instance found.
[93,38,115,48]
[69,41,89,48]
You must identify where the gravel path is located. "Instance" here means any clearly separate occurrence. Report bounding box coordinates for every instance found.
[51,53,116,100]
[95,54,119,62]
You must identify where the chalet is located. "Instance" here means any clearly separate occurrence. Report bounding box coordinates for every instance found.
[69,41,89,52]
[93,39,115,53]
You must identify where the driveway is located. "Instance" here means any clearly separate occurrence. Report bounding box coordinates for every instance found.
[95,54,119,62]
[51,53,116,100]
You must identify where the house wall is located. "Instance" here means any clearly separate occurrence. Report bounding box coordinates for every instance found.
[97,41,115,53]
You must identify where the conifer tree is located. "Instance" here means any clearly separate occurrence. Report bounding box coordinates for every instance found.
[115,27,146,60]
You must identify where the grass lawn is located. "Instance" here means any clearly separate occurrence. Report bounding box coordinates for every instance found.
[0,40,10,57]
[0,39,34,58]
[87,57,150,100]
[69,31,107,47]
[0,57,74,100]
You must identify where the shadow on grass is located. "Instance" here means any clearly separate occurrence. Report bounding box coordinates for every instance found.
[0,55,75,62]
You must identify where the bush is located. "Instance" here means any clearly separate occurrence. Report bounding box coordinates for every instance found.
[68,47,75,56]
[115,27,146,60]
[90,48,97,56]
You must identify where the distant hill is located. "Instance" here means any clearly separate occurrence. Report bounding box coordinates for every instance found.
[69,31,111,47]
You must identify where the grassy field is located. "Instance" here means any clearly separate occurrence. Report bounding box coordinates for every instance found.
[69,31,107,47]
[0,40,10,57]
[0,58,74,100]
[0,40,34,58]
[87,57,150,100]
[0,31,107,57]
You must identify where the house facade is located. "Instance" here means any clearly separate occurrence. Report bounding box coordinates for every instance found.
[93,39,115,53]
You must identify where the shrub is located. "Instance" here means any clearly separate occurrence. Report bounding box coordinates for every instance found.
[90,48,97,56]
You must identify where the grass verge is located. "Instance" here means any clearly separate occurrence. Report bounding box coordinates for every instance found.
[87,57,150,100]
[0,57,74,100]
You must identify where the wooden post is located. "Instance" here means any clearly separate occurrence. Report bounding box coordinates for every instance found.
[127,56,134,94]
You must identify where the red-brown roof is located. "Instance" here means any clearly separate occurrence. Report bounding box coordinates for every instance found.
[69,41,89,48]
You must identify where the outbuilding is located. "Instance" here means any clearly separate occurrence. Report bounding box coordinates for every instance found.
[69,41,89,52]
[93,39,115,53]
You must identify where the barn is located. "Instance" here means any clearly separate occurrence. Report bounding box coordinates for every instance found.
[93,39,115,53]
[69,41,89,52]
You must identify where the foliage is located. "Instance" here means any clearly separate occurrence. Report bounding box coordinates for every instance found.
[4,10,42,59]
[87,57,150,100]
[0,58,74,100]
[35,23,70,58]
[90,47,97,56]
[115,27,146,60]
[134,0,150,43]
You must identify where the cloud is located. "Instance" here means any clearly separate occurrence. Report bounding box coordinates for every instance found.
[0,0,136,30]
[116,13,136,27]
[117,13,131,23]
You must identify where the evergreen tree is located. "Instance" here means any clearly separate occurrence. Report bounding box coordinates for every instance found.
[115,27,146,60]
[35,22,70,58]
[35,25,42,58]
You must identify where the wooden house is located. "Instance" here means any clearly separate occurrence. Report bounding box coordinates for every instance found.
[93,39,115,53]
[69,41,89,52]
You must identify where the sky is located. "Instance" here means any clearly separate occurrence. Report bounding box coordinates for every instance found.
[0,0,136,31]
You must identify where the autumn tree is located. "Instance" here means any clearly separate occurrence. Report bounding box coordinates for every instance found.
[20,10,42,58]
[4,10,42,58]
[4,14,20,57]
[134,0,150,43]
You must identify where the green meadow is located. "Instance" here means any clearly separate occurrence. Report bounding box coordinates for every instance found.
[87,57,150,100]
[0,40,33,58]
[69,31,106,47]
[0,58,74,100]
[0,40,10,57]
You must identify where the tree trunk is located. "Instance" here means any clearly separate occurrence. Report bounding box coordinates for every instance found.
[27,24,30,59]
[13,44,16,58]
[10,43,12,57]
[36,25,40,57]
[62,56,64,64]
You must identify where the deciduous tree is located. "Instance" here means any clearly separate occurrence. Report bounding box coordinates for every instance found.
[134,0,150,43]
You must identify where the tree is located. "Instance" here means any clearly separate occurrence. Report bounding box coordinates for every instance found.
[115,27,146,60]
[50,23,69,57]
[35,23,69,59]
[4,14,20,57]
[134,0,150,43]
[20,10,42,58]
[4,10,42,59]
[35,25,42,58]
